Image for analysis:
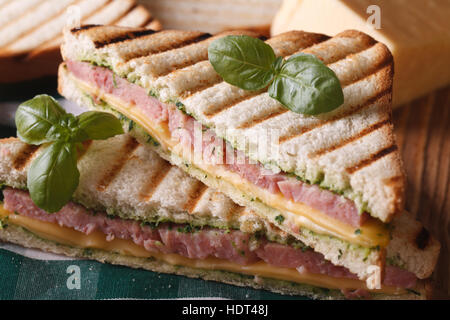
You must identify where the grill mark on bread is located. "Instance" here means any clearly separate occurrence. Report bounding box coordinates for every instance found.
[76,140,93,160]
[279,89,391,143]
[302,40,377,67]
[203,92,262,118]
[318,42,377,66]
[94,29,161,48]
[237,107,289,129]
[152,56,209,78]
[346,145,398,174]
[340,57,393,88]
[123,33,212,62]
[182,77,224,99]
[415,227,431,250]
[336,30,377,45]
[13,144,40,170]
[278,126,315,144]
[184,182,209,214]
[96,136,139,191]
[267,32,329,57]
[139,161,172,201]
[310,118,391,158]
[328,30,378,64]
[71,24,101,33]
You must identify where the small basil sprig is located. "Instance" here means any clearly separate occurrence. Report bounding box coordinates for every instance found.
[208,35,344,115]
[15,95,124,213]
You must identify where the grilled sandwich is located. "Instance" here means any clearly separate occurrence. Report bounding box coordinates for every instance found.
[0,0,161,83]
[58,25,432,287]
[0,134,440,299]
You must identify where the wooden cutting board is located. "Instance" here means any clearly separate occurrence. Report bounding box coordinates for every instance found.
[393,86,450,298]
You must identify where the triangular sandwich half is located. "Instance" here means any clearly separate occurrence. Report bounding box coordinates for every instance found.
[59,25,423,287]
[0,135,440,299]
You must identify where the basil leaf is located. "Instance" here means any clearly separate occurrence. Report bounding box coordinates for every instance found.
[208,35,276,91]
[268,53,344,115]
[27,141,79,213]
[75,111,124,141]
[15,95,67,145]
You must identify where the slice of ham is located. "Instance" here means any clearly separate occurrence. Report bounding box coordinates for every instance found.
[3,188,416,290]
[67,60,369,227]
[255,242,357,279]
[278,181,367,227]
[67,60,168,123]
[158,227,258,265]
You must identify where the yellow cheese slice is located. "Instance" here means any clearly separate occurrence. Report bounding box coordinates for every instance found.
[0,205,403,295]
[69,72,389,248]
[272,0,450,107]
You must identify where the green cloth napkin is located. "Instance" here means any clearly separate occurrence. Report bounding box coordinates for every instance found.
[0,246,303,300]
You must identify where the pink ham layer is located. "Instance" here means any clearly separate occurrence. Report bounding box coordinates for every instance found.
[66,60,371,227]
[3,188,416,290]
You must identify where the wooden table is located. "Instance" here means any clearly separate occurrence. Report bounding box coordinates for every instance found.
[393,86,450,298]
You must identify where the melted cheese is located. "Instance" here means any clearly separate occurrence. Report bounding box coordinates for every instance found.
[70,72,389,248]
[0,206,403,295]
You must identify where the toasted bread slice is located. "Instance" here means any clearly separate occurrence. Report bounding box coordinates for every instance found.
[0,0,161,83]
[140,0,280,34]
[0,135,439,298]
[61,26,404,225]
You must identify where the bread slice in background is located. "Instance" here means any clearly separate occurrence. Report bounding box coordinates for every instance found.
[139,0,282,36]
[0,0,162,83]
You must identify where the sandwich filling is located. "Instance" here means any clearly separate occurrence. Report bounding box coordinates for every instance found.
[1,187,417,297]
[64,60,389,249]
